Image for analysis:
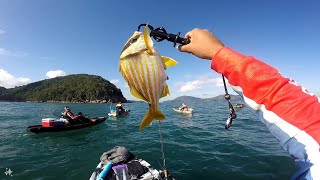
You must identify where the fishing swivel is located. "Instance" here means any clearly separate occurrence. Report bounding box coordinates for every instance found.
[137,24,190,47]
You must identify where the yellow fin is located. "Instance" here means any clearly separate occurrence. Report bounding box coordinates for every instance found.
[161,56,178,70]
[140,107,165,130]
[130,87,147,102]
[143,24,154,55]
[160,84,170,98]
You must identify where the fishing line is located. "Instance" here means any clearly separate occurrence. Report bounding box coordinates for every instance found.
[158,120,168,178]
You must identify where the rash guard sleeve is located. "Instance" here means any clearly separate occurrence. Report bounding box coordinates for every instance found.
[211,47,320,179]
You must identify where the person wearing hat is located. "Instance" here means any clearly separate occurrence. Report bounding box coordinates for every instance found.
[116,102,125,114]
[61,106,85,124]
[179,103,189,111]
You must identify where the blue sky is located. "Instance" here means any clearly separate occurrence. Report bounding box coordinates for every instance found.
[0,0,319,101]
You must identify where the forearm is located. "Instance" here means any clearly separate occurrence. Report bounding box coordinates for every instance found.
[211,47,320,178]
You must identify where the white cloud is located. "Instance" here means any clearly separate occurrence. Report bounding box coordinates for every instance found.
[215,77,224,87]
[179,80,203,92]
[0,48,29,57]
[177,76,224,92]
[110,79,120,84]
[0,29,5,35]
[0,69,32,88]
[0,48,9,55]
[46,70,66,79]
[12,51,29,58]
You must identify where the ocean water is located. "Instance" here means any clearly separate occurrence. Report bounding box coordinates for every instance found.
[0,101,296,180]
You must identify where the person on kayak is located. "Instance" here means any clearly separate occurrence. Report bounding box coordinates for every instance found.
[116,102,124,114]
[179,103,189,111]
[62,106,86,124]
[178,28,320,179]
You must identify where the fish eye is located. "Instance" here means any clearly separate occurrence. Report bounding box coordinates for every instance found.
[130,38,138,45]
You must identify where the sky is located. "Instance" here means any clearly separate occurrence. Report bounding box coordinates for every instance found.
[0,0,319,101]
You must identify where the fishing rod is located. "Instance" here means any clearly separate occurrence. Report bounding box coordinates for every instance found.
[52,110,61,118]
[137,24,237,129]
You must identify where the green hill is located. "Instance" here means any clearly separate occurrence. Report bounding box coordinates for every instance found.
[0,86,6,94]
[0,74,127,103]
[165,94,242,103]
[170,96,202,102]
[203,94,242,102]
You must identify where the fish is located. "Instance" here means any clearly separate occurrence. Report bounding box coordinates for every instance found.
[119,24,178,129]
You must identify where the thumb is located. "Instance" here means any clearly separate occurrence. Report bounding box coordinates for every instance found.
[177,44,192,54]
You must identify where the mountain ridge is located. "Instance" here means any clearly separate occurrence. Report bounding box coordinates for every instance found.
[164,94,242,102]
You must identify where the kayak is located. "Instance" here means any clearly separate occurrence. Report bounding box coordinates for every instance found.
[234,103,244,108]
[172,108,193,114]
[108,109,130,117]
[27,117,106,134]
[90,146,166,180]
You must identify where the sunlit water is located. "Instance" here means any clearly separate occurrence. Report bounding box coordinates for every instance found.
[0,101,296,180]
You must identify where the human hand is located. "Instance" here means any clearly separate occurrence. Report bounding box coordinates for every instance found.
[178,28,224,60]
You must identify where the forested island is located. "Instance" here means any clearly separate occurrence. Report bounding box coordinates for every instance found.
[0,74,127,103]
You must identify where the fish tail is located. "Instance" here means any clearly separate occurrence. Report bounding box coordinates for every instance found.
[140,107,165,130]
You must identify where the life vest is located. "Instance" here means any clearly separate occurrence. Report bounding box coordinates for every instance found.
[62,111,74,120]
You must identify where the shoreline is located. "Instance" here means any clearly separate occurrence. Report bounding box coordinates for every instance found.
[0,100,135,104]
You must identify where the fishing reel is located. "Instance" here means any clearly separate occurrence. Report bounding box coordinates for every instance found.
[224,94,237,129]
[137,24,190,47]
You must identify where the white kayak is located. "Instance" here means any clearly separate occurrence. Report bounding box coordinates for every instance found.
[172,108,193,114]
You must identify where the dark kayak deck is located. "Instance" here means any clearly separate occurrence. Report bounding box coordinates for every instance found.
[27,117,106,134]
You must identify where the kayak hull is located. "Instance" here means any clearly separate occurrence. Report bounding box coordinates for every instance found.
[172,108,193,114]
[27,117,106,134]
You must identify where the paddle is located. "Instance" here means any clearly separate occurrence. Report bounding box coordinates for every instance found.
[52,110,61,118]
